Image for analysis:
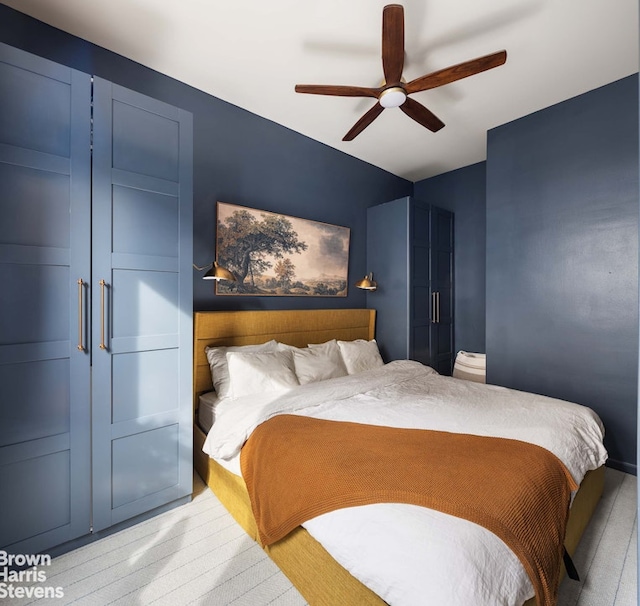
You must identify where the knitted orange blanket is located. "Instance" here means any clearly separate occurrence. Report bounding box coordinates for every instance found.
[241,414,578,606]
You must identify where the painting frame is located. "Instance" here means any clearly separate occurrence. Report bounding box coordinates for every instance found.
[215,202,350,297]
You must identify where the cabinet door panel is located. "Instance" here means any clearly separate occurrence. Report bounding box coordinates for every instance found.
[0,265,69,344]
[112,186,179,257]
[0,451,71,548]
[111,269,179,338]
[412,203,430,242]
[412,244,429,282]
[412,325,430,366]
[435,210,454,249]
[0,56,71,157]
[111,424,180,508]
[436,250,453,289]
[409,200,432,364]
[411,283,431,366]
[0,163,70,248]
[0,43,91,555]
[0,359,70,446]
[112,98,180,181]
[429,207,454,374]
[92,77,192,531]
[436,281,453,324]
[112,350,179,423]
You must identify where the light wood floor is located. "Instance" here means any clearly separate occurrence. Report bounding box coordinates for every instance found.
[4,468,636,606]
[557,467,637,606]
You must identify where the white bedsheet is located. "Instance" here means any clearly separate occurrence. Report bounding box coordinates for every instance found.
[197,391,220,433]
[203,360,607,606]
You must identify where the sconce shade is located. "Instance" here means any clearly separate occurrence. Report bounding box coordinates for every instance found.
[355,272,377,291]
[203,261,236,281]
[193,261,236,281]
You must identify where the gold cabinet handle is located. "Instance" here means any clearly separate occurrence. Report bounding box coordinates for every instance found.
[77,279,84,351]
[431,291,436,324]
[99,279,107,350]
[431,291,441,324]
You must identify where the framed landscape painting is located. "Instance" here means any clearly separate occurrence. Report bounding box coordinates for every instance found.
[215,202,350,296]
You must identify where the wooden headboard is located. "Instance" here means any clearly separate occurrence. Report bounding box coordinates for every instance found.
[193,308,376,412]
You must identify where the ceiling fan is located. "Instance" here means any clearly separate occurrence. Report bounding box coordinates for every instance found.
[295,4,507,141]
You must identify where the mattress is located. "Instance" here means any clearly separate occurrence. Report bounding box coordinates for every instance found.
[197,391,220,433]
[202,360,608,606]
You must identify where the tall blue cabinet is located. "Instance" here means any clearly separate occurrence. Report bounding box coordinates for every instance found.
[366,197,454,374]
[0,43,193,556]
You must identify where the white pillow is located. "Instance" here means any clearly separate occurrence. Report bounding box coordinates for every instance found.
[292,344,348,385]
[337,339,384,375]
[308,339,339,353]
[226,350,299,398]
[276,342,302,353]
[205,340,278,398]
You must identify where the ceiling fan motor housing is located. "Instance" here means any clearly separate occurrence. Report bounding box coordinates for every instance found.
[379,86,407,108]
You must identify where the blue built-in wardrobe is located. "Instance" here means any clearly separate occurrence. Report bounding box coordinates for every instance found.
[366,197,454,374]
[0,42,194,556]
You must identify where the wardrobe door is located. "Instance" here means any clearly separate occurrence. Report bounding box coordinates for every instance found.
[429,206,454,374]
[0,43,91,554]
[91,78,193,531]
[410,199,432,365]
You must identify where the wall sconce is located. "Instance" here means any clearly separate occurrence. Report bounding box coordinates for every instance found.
[355,272,377,291]
[193,261,236,281]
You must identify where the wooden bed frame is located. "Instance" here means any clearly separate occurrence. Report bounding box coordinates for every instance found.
[192,309,605,606]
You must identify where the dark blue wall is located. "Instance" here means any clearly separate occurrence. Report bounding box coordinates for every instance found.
[414,76,638,472]
[486,75,638,473]
[3,5,637,471]
[0,4,412,312]
[414,163,487,354]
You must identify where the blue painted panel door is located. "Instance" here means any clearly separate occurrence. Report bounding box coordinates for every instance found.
[91,78,193,531]
[410,199,432,366]
[428,206,454,374]
[0,43,92,554]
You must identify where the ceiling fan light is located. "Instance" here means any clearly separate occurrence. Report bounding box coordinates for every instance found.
[379,87,407,108]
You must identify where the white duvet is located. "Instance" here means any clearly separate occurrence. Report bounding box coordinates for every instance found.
[203,360,607,606]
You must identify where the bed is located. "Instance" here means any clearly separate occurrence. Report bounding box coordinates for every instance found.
[192,308,606,606]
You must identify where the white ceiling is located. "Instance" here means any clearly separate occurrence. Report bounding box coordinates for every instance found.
[3,0,638,181]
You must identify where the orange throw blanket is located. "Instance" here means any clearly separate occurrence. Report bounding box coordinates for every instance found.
[241,414,579,606]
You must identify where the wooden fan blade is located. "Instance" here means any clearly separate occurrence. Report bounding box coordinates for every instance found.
[382,4,404,85]
[295,84,380,99]
[343,103,385,141]
[400,97,445,132]
[405,50,507,95]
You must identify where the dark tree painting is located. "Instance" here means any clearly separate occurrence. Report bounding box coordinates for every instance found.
[216,202,350,296]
